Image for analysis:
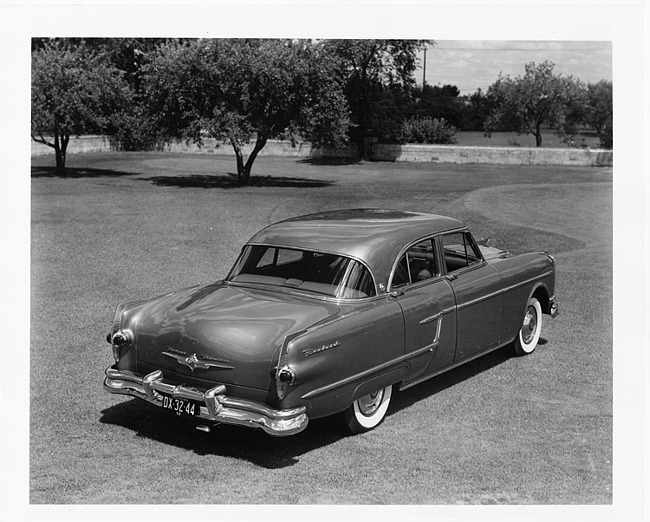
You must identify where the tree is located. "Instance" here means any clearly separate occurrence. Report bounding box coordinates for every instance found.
[460,88,498,131]
[31,40,131,173]
[585,80,613,136]
[484,61,583,147]
[323,39,430,157]
[412,83,464,129]
[143,39,349,184]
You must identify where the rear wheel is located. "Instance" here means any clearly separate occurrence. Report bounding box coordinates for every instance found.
[512,297,542,356]
[343,385,393,434]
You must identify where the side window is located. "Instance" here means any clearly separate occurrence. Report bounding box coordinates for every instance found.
[441,232,481,273]
[392,238,439,287]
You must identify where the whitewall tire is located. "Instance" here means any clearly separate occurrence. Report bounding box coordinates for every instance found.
[343,385,393,434]
[512,297,543,356]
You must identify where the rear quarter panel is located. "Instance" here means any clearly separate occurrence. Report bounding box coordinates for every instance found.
[280,297,406,419]
[490,252,556,344]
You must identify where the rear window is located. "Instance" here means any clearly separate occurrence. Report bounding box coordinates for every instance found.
[227,246,376,299]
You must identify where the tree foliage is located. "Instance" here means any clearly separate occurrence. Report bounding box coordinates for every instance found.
[32,38,615,176]
[31,40,131,173]
[323,39,430,157]
[143,39,349,184]
[484,61,584,147]
[411,83,465,129]
[584,80,612,148]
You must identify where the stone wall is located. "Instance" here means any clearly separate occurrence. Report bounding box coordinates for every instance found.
[31,135,114,157]
[31,135,613,167]
[369,143,613,167]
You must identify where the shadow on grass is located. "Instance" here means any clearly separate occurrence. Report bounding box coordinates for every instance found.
[99,400,345,469]
[297,157,362,166]
[99,344,532,469]
[31,166,136,178]
[388,346,513,414]
[141,173,335,189]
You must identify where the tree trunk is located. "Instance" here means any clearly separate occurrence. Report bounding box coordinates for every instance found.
[231,136,268,185]
[534,124,543,147]
[232,141,246,183]
[54,132,69,175]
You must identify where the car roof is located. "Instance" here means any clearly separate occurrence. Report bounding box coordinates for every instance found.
[247,209,466,286]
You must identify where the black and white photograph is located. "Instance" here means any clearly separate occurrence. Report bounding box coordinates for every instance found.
[1,1,647,520]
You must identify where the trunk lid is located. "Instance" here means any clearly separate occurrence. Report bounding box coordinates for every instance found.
[133,282,339,390]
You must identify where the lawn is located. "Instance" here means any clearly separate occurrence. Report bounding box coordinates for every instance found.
[454,129,602,149]
[27,152,613,511]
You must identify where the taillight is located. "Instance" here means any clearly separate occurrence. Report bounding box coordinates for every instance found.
[108,329,131,363]
[274,365,296,400]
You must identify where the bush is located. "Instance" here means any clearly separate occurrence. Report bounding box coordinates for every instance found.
[399,116,457,144]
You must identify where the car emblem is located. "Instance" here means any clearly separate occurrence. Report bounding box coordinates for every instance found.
[163,350,234,371]
[302,341,341,357]
[185,354,199,371]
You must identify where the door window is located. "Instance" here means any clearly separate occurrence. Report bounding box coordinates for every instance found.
[441,232,481,273]
[392,238,439,288]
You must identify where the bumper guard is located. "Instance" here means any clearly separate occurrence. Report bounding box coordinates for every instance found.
[104,366,308,437]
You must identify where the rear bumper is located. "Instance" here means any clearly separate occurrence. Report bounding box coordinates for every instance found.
[103,366,308,437]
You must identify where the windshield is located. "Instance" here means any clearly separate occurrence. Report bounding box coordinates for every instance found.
[227,245,376,299]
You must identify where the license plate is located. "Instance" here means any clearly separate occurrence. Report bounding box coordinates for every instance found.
[160,394,201,417]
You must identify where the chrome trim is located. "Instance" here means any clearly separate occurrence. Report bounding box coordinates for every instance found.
[162,351,234,371]
[104,366,308,437]
[302,340,341,357]
[456,271,554,311]
[419,312,442,325]
[549,296,560,318]
[401,339,507,391]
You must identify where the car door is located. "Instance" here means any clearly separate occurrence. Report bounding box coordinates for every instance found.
[389,238,457,385]
[438,230,504,362]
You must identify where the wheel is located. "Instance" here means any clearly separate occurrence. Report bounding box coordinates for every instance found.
[512,297,543,356]
[343,385,393,434]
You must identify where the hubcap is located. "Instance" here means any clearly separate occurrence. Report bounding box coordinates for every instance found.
[522,305,537,344]
[357,389,384,416]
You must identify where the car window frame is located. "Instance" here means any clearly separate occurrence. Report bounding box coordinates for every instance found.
[388,235,444,292]
[226,243,379,301]
[436,229,486,277]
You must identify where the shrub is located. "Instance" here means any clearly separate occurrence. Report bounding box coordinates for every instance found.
[399,116,457,144]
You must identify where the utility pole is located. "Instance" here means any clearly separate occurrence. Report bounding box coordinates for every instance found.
[423,45,427,87]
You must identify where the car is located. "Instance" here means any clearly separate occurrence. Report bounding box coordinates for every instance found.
[104,209,559,437]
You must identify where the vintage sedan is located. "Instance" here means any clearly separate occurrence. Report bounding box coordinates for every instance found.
[104,209,558,437]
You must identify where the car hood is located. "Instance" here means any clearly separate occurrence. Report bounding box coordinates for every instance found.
[132,282,340,390]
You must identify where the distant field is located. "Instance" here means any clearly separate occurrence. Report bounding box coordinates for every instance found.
[454,130,601,149]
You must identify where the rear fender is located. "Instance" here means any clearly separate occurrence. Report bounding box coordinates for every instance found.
[279,297,405,419]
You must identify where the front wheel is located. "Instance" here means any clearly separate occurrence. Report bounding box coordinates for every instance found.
[512,296,543,356]
[343,385,393,434]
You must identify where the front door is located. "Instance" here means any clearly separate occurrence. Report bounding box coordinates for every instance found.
[439,231,504,361]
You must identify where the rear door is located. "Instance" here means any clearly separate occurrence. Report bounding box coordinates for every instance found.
[390,238,457,384]
[438,231,504,361]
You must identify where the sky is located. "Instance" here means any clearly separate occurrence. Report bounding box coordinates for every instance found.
[418,40,613,94]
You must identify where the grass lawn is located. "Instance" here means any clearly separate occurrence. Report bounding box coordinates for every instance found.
[28,152,613,508]
[454,129,602,149]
